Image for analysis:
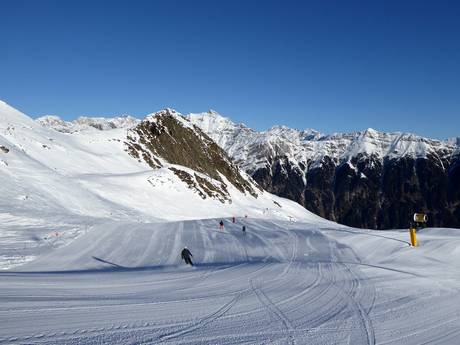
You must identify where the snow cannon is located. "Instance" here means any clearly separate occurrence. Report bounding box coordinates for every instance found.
[413,213,428,228]
[409,213,427,247]
[413,213,427,224]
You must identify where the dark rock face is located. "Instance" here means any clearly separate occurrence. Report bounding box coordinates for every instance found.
[252,157,306,206]
[251,153,460,229]
[448,152,460,224]
[125,110,259,202]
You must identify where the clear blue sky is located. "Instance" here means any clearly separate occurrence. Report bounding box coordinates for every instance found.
[1,0,459,139]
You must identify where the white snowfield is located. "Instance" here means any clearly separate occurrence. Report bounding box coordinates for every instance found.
[1,100,460,344]
[2,219,460,345]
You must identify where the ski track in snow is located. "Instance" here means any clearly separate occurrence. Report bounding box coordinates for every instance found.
[1,219,460,344]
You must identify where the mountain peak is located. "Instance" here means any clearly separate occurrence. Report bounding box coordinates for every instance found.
[362,127,379,137]
[145,108,184,119]
[144,108,195,131]
[36,115,68,129]
[125,111,259,202]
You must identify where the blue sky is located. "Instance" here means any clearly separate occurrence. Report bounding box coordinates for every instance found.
[0,0,459,139]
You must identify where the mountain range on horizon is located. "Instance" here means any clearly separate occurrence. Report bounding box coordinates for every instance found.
[187,111,460,229]
[2,100,459,230]
[34,109,459,144]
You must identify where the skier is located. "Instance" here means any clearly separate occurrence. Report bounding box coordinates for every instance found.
[232,217,236,223]
[181,247,194,266]
[219,220,224,230]
[242,225,246,234]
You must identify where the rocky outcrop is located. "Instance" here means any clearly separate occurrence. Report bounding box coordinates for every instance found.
[125,109,259,203]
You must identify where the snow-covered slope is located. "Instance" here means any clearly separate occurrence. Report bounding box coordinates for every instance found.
[2,217,460,344]
[0,101,321,269]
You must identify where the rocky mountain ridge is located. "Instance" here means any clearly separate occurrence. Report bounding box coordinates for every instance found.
[187,110,460,229]
[125,108,259,202]
[187,111,456,169]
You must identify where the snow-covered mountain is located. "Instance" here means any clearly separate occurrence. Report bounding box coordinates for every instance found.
[188,110,460,229]
[31,107,460,229]
[36,114,140,133]
[1,100,321,269]
[2,101,315,220]
[188,110,455,170]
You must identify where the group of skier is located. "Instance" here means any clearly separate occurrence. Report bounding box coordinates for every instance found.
[181,216,247,266]
[219,218,246,233]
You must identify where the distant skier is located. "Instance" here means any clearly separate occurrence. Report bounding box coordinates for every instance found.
[232,217,236,223]
[181,247,194,266]
[242,225,246,234]
[219,220,224,230]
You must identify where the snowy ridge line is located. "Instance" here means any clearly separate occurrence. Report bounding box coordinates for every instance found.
[33,107,458,167]
[36,114,140,133]
[188,110,460,230]
[186,110,457,168]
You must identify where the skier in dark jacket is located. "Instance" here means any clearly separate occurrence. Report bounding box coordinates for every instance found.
[181,247,193,266]
[219,220,224,230]
[242,225,246,234]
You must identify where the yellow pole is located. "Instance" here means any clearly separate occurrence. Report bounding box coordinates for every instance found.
[410,228,417,247]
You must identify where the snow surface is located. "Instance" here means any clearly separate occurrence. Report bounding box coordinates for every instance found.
[2,101,460,344]
[2,219,460,344]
